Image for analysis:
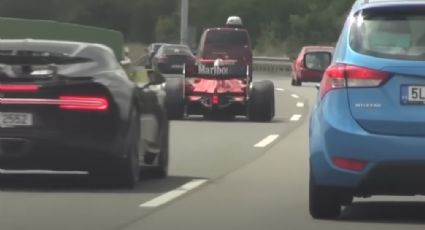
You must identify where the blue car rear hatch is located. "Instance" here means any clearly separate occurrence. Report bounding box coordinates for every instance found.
[345,2,425,136]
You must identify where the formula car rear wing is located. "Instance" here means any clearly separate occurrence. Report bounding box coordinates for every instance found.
[184,63,249,79]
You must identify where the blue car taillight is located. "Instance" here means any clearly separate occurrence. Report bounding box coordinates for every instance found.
[320,64,390,98]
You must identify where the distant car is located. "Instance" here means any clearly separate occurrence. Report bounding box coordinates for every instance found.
[151,44,196,74]
[291,46,334,86]
[145,43,168,68]
[0,39,169,188]
[164,16,274,121]
[310,0,425,219]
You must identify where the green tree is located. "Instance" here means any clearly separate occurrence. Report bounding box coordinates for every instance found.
[154,16,179,43]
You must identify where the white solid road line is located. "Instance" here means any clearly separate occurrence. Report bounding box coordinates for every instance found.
[291,94,300,99]
[296,102,304,108]
[0,169,89,175]
[254,134,280,148]
[140,179,208,208]
[290,114,302,122]
[275,88,285,92]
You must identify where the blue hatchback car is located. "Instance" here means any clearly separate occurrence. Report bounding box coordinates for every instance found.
[310,0,425,219]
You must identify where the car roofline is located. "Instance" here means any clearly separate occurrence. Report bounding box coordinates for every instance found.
[352,0,425,12]
[0,39,114,56]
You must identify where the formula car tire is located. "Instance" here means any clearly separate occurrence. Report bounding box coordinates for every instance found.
[165,77,185,120]
[248,80,275,122]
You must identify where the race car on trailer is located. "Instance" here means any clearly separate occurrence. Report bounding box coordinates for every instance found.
[165,16,275,121]
[0,39,169,188]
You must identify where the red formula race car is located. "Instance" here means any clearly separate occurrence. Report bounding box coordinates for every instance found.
[164,17,275,122]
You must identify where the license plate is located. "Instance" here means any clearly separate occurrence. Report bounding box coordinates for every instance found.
[0,113,33,128]
[171,64,183,69]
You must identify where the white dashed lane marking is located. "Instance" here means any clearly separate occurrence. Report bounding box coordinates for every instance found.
[290,114,302,122]
[139,179,208,208]
[0,169,88,175]
[291,94,300,99]
[254,135,280,148]
[275,88,285,92]
[296,102,304,108]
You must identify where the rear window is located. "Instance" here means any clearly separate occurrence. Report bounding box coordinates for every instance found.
[205,30,249,49]
[350,6,425,60]
[161,45,192,55]
[305,52,332,71]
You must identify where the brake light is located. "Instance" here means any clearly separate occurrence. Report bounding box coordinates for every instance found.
[320,64,390,98]
[212,95,219,105]
[0,85,39,92]
[59,96,109,111]
[296,60,303,70]
[333,157,367,172]
[158,55,168,62]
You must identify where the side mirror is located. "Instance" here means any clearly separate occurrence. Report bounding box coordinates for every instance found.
[147,69,165,85]
[304,52,332,72]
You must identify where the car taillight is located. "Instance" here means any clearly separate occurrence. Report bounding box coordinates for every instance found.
[158,55,168,62]
[212,95,219,105]
[320,64,390,98]
[296,60,304,70]
[59,96,109,111]
[0,84,39,92]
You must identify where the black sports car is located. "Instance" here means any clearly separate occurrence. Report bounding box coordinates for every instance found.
[0,39,169,188]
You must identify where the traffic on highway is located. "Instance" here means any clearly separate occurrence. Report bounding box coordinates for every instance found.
[1,0,425,230]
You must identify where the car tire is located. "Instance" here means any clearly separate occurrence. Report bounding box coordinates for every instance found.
[91,110,140,189]
[293,77,302,86]
[115,110,141,188]
[248,80,275,122]
[165,77,185,120]
[291,77,296,86]
[309,171,342,219]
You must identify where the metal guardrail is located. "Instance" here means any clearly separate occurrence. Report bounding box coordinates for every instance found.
[253,56,292,75]
[132,56,293,77]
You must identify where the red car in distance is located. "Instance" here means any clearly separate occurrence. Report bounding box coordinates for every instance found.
[291,46,334,86]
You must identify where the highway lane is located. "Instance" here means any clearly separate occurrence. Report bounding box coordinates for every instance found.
[122,78,425,230]
[0,73,307,230]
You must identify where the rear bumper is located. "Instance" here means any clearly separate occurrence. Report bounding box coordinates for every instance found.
[310,90,425,196]
[298,70,323,82]
[0,130,123,171]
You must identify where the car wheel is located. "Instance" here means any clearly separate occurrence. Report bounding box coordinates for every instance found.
[294,77,302,86]
[309,171,342,219]
[291,77,296,86]
[248,80,275,122]
[165,77,185,120]
[91,110,140,189]
[115,110,141,188]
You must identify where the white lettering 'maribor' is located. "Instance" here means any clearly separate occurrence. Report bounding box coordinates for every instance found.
[198,65,229,75]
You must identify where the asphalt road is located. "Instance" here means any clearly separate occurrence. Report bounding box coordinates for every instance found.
[1,73,425,230]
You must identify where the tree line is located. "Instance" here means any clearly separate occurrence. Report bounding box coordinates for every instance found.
[0,0,354,56]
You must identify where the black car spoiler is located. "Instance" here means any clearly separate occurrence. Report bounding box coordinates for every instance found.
[0,51,93,80]
[0,50,92,65]
[184,63,249,79]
